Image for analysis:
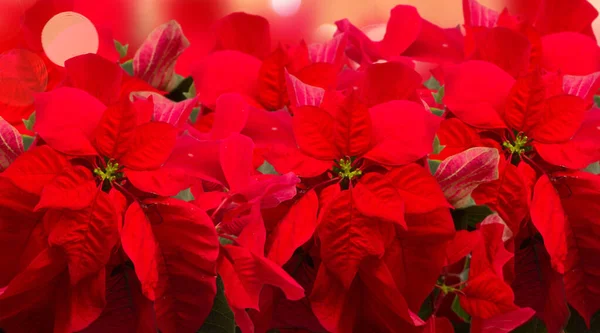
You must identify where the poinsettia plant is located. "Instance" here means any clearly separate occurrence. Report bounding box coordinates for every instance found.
[1,0,600,332]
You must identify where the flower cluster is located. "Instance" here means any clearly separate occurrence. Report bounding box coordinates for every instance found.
[1,0,600,332]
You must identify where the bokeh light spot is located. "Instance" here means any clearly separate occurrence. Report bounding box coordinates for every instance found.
[41,11,99,67]
[0,49,48,107]
[271,0,301,17]
[315,23,337,42]
[363,24,387,42]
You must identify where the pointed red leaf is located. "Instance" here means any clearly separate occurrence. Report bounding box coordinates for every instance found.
[220,133,254,192]
[444,61,514,129]
[446,230,481,266]
[378,5,422,57]
[60,269,107,332]
[64,54,123,106]
[0,248,66,321]
[145,198,219,333]
[93,99,140,160]
[35,166,97,211]
[2,145,69,195]
[34,87,106,156]
[267,190,319,266]
[205,93,250,140]
[504,70,546,132]
[459,270,518,319]
[317,189,387,289]
[122,202,159,301]
[134,20,190,91]
[541,32,600,75]
[530,175,568,274]
[365,100,441,165]
[120,122,177,170]
[219,244,304,315]
[512,242,569,333]
[45,191,119,285]
[472,163,529,233]
[264,144,333,178]
[257,46,289,111]
[557,172,600,326]
[353,173,406,228]
[333,91,372,157]
[533,110,600,169]
[386,163,450,214]
[528,95,587,143]
[470,220,513,279]
[293,106,339,160]
[435,147,500,208]
[79,267,157,333]
[360,62,422,107]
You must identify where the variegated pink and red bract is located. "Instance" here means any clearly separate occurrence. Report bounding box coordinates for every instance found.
[1,0,600,332]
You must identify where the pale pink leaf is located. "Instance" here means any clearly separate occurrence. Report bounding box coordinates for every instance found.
[434,147,500,208]
[285,71,325,108]
[133,20,190,91]
[563,71,600,101]
[0,116,24,171]
[480,213,513,242]
[131,92,197,127]
[464,0,499,28]
[308,33,347,65]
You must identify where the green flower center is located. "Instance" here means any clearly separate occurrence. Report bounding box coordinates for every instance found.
[335,158,362,180]
[93,161,122,183]
[503,133,530,155]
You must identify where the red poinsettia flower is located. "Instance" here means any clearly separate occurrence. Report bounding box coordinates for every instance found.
[335,4,464,66]
[191,12,349,111]
[463,0,600,76]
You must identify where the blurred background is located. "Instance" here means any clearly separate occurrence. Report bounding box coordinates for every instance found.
[3,0,600,70]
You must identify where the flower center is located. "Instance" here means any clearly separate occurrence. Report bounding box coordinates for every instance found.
[502,133,531,155]
[93,161,122,183]
[335,158,362,180]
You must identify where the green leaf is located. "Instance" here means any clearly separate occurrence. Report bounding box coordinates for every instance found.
[219,237,235,247]
[22,135,34,151]
[428,159,441,175]
[257,161,279,175]
[451,294,471,323]
[594,95,600,108]
[183,83,196,100]
[22,112,36,131]
[432,85,445,105]
[197,276,236,333]
[452,204,494,230]
[424,76,441,90]
[121,59,134,76]
[583,162,600,175]
[113,39,129,59]
[164,76,194,102]
[432,135,445,155]
[189,107,201,124]
[173,188,194,202]
[430,107,445,117]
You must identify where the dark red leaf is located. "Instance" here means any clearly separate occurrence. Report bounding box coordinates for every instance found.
[120,122,177,170]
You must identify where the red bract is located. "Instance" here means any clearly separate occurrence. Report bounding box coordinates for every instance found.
[2,3,600,333]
